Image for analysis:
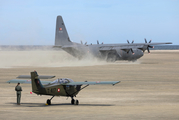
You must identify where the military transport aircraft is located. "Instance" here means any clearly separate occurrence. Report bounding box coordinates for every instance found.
[7,71,120,105]
[54,16,172,62]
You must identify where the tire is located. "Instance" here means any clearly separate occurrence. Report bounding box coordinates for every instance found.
[75,100,79,105]
[47,99,51,105]
[71,99,75,105]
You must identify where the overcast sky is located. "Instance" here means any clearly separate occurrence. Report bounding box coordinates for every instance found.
[0,0,179,45]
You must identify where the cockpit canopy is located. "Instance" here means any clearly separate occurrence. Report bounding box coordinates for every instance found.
[50,78,74,84]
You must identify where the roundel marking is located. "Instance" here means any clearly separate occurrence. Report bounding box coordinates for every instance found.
[57,88,60,92]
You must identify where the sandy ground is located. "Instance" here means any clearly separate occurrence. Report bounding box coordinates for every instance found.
[0,50,179,120]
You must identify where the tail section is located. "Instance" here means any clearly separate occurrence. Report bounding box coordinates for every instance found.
[55,15,73,46]
[31,71,44,94]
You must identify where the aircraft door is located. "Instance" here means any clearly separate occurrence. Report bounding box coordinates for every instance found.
[64,85,81,96]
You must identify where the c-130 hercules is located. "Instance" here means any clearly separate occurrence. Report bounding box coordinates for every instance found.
[54,16,172,62]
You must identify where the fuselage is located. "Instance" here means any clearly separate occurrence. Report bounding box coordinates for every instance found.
[62,43,144,62]
[34,78,81,97]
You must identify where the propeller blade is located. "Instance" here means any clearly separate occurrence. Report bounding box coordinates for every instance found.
[149,39,152,43]
[85,42,87,45]
[131,49,135,55]
[97,40,99,44]
[132,40,134,43]
[147,47,150,53]
[145,38,147,43]
[127,40,129,44]
[148,45,154,48]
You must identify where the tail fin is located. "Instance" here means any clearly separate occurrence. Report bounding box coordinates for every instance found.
[55,15,73,46]
[31,71,44,94]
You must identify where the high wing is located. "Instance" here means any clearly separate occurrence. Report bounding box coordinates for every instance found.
[99,42,172,52]
[7,79,120,86]
[7,75,55,84]
[17,75,55,79]
[66,81,120,86]
[7,79,51,84]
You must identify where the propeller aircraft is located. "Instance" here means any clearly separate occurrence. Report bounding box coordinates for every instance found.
[54,16,172,62]
[7,71,120,105]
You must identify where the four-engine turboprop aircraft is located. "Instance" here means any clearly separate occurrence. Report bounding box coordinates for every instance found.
[7,71,120,105]
[54,16,172,62]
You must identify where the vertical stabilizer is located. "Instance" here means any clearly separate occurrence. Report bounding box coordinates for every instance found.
[31,71,44,94]
[55,15,73,46]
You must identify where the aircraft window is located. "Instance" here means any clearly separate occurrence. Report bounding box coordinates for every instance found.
[50,79,59,84]
[50,78,74,84]
[66,79,74,83]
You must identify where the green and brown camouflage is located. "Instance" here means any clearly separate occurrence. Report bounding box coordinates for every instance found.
[7,71,120,105]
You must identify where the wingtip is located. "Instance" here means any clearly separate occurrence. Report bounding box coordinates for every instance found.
[166,42,172,44]
[113,81,120,86]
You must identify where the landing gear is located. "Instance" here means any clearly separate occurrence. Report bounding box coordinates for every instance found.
[47,99,51,105]
[106,53,116,62]
[71,98,79,105]
[46,96,55,105]
[132,60,137,62]
[75,100,79,105]
[71,99,75,104]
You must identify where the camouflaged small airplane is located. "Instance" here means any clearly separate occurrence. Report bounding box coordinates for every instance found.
[7,71,120,105]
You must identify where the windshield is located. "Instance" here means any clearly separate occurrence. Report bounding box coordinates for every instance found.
[50,78,74,84]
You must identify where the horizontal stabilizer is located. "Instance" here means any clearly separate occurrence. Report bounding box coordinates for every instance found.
[7,79,51,84]
[66,81,120,86]
[17,75,55,79]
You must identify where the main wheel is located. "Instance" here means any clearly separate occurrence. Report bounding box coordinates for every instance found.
[75,100,79,105]
[71,99,75,105]
[47,99,51,105]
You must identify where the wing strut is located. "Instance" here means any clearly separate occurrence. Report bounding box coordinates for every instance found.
[70,84,89,97]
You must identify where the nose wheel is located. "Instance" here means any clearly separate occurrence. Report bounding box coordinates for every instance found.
[71,98,79,105]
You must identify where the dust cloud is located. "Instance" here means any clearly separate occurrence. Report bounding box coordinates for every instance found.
[0,46,142,68]
[0,49,107,68]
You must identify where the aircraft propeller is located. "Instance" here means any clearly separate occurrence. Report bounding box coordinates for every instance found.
[126,40,135,55]
[97,40,99,44]
[80,41,88,46]
[97,40,104,44]
[127,48,135,55]
[127,40,134,44]
[144,38,154,53]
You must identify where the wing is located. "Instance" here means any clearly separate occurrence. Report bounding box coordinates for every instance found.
[66,81,120,86]
[99,42,172,54]
[7,79,51,84]
[17,75,55,79]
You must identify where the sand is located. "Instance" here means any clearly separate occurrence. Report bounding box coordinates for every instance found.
[0,50,179,120]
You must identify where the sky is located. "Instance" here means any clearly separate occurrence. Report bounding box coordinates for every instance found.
[0,0,179,45]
